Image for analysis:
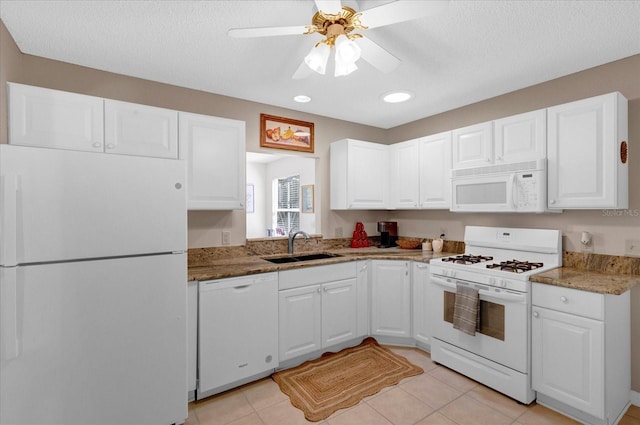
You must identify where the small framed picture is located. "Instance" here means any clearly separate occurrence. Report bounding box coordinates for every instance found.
[260,113,314,153]
[301,184,314,213]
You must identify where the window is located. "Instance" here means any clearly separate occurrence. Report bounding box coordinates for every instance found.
[273,175,300,234]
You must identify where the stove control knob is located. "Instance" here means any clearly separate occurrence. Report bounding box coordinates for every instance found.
[500,280,507,287]
[489,277,496,285]
[560,296,568,303]
[450,271,457,278]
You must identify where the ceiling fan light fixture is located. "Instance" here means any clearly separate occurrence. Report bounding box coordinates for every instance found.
[382,91,414,103]
[334,56,358,77]
[334,34,362,63]
[304,42,330,74]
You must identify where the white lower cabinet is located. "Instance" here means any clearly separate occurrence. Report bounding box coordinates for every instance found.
[370,260,412,340]
[412,262,431,349]
[278,263,358,362]
[198,273,278,398]
[532,283,630,425]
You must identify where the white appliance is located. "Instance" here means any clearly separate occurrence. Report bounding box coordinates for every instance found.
[450,159,556,212]
[0,145,188,425]
[429,226,562,404]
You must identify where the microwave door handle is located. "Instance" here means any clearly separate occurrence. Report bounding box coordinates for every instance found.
[511,174,518,209]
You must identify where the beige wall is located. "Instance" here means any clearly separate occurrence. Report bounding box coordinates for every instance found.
[2,20,639,392]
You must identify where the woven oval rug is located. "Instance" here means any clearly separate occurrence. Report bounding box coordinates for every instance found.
[272,337,423,422]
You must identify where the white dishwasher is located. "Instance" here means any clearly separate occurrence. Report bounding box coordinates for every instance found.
[198,272,278,398]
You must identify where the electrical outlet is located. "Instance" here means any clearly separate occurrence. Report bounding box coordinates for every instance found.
[625,239,640,257]
[222,231,231,245]
[335,227,343,237]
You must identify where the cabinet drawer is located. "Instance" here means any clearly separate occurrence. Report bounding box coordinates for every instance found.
[279,262,356,290]
[532,283,603,320]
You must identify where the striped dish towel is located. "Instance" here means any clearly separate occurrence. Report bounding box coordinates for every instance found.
[452,284,480,336]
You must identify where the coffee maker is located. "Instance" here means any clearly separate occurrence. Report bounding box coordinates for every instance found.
[377,221,398,248]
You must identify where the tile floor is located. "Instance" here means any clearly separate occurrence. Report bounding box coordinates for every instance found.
[185,346,640,425]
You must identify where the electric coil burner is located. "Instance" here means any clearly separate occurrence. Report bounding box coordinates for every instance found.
[428,226,562,405]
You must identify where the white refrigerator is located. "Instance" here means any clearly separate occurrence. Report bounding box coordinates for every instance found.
[0,145,188,425]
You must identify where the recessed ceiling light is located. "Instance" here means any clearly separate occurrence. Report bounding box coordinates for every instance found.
[294,95,311,103]
[382,91,413,103]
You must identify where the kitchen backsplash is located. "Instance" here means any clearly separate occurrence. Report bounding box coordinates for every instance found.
[188,239,640,275]
[188,237,464,267]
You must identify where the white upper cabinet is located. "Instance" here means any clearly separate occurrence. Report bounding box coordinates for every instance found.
[104,99,178,159]
[179,112,246,210]
[8,82,104,152]
[418,131,452,209]
[389,139,420,209]
[547,92,628,209]
[452,110,546,170]
[330,139,389,209]
[389,132,451,210]
[452,121,493,169]
[494,109,546,164]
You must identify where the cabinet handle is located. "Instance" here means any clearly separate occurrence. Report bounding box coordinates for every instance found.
[92,142,102,148]
[359,263,368,273]
[549,199,556,205]
[106,144,115,149]
[324,287,328,292]
[560,296,568,303]
[317,288,322,293]
[533,311,539,318]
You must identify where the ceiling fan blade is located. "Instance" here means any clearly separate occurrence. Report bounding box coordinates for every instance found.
[228,25,309,38]
[359,0,449,29]
[314,0,342,15]
[357,37,400,74]
[292,60,314,80]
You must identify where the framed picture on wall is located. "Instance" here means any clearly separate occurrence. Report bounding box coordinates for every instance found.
[301,184,314,213]
[260,113,314,153]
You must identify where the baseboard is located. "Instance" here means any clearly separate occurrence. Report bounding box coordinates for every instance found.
[632,390,640,407]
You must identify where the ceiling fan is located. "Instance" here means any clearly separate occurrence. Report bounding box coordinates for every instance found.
[228,0,449,78]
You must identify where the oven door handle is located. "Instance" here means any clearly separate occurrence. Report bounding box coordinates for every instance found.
[430,275,526,303]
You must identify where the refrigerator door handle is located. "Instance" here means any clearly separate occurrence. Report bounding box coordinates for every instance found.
[1,174,19,267]
[0,267,21,361]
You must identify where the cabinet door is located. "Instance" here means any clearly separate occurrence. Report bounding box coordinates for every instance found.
[370,260,412,338]
[347,140,389,209]
[412,263,431,347]
[279,285,322,361]
[547,92,628,209]
[494,109,546,164]
[356,260,370,337]
[389,140,420,209]
[322,278,357,347]
[187,281,198,396]
[179,112,246,210]
[452,121,493,169]
[531,306,604,418]
[8,82,104,152]
[199,276,278,394]
[418,132,451,209]
[104,99,178,159]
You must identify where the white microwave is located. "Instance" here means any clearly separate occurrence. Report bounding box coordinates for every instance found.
[451,159,558,213]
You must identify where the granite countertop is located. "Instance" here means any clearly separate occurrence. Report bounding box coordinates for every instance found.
[188,247,454,282]
[530,267,640,295]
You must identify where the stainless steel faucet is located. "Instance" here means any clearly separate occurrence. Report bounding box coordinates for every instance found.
[288,229,310,254]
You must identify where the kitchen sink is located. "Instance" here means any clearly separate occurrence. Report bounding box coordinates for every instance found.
[263,253,342,264]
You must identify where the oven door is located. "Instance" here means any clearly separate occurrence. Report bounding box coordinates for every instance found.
[429,275,529,373]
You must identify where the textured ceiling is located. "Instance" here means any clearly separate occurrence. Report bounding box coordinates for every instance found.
[1,0,639,129]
